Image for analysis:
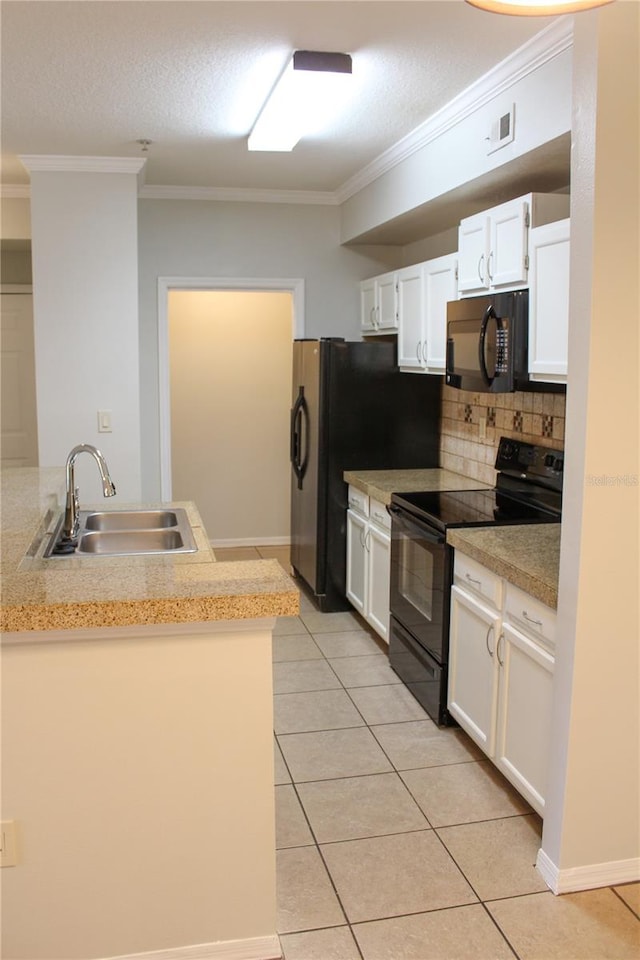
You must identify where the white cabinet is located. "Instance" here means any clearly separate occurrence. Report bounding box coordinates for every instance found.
[457,193,570,296]
[528,218,570,385]
[397,254,458,373]
[346,486,392,643]
[448,553,556,817]
[360,271,398,334]
[448,584,501,755]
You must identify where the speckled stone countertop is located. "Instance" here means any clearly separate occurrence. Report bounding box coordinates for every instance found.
[1,468,299,633]
[343,468,490,505]
[447,524,561,608]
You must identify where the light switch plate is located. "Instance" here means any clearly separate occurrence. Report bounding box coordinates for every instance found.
[98,410,112,433]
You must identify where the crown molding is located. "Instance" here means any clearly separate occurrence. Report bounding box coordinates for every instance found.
[19,155,147,175]
[139,184,338,205]
[335,17,573,204]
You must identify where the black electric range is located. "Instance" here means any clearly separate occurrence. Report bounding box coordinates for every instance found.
[387,437,563,725]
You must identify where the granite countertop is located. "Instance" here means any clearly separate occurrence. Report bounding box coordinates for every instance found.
[447,524,560,609]
[1,468,299,633]
[343,468,490,505]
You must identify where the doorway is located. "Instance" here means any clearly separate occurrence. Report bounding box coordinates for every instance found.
[1,288,39,467]
[159,278,304,547]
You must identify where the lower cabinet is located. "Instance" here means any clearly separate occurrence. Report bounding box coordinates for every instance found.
[448,552,555,816]
[346,487,391,643]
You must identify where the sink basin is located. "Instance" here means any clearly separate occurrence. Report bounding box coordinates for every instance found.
[77,528,187,556]
[42,506,198,558]
[84,509,180,532]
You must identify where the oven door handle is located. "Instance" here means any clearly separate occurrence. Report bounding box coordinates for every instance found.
[388,505,446,545]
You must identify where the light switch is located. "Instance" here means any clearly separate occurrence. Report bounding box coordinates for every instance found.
[98,410,112,433]
[1,821,18,867]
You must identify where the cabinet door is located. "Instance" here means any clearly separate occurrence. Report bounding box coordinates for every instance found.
[457,214,489,294]
[360,278,377,333]
[346,510,367,616]
[489,200,528,288]
[528,218,570,383]
[448,585,501,754]
[366,523,391,643]
[397,263,425,369]
[376,272,398,330]
[495,623,555,817]
[423,254,458,371]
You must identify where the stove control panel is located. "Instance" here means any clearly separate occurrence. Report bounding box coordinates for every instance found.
[495,437,564,489]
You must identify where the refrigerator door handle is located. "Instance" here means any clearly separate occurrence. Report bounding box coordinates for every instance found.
[290,388,310,489]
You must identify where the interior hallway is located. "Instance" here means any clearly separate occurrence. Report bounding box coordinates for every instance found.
[215,546,640,960]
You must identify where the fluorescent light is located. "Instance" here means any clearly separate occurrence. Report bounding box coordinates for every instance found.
[248,50,352,152]
[465,0,613,13]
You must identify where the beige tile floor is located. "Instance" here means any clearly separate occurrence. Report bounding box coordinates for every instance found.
[215,546,640,960]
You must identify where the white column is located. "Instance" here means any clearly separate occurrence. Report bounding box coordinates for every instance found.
[22,156,144,501]
[538,3,639,892]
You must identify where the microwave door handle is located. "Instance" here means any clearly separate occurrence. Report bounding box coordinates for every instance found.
[479,305,495,387]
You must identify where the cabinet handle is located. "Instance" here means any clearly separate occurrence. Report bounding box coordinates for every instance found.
[359,528,366,548]
[370,307,375,327]
[364,530,371,551]
[422,341,429,364]
[478,253,485,284]
[487,251,494,282]
[465,572,482,587]
[372,511,385,523]
[375,306,380,328]
[416,341,422,362]
[486,624,495,657]
[497,632,505,666]
[523,610,543,627]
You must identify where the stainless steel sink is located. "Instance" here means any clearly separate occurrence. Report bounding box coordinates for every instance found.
[77,528,188,555]
[83,509,180,532]
[43,507,198,558]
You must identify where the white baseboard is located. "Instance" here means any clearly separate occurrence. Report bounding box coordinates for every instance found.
[103,935,281,960]
[536,847,640,894]
[211,537,290,548]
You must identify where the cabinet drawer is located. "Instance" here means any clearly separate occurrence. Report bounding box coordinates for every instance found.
[368,497,391,531]
[454,552,502,611]
[504,583,556,651]
[347,485,369,517]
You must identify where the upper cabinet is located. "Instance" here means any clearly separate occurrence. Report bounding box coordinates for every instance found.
[457,193,570,297]
[360,270,398,334]
[528,218,570,384]
[397,254,458,374]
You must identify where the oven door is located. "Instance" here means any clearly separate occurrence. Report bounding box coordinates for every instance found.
[388,505,452,664]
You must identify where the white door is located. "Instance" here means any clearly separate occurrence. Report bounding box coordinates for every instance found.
[1,291,39,467]
[366,523,391,643]
[346,509,367,616]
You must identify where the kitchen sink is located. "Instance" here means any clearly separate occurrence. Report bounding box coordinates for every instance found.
[42,507,198,558]
[76,528,188,555]
[83,509,181,532]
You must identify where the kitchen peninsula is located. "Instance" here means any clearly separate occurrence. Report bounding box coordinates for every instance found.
[1,467,297,960]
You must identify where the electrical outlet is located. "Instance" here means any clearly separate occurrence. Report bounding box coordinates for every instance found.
[1,821,18,867]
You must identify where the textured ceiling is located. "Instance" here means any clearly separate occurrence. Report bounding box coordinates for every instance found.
[0,1,554,194]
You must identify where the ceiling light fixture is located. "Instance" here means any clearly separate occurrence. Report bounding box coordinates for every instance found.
[465,0,613,14]
[248,50,353,152]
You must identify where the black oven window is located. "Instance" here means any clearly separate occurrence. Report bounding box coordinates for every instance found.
[399,533,435,622]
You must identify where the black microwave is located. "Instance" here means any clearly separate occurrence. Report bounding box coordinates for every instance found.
[446,290,528,393]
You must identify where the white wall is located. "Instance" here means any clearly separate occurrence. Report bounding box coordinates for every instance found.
[540,2,639,889]
[340,28,572,243]
[169,289,293,543]
[28,168,142,501]
[138,200,398,499]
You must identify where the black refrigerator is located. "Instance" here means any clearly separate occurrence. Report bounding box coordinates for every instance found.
[290,338,442,612]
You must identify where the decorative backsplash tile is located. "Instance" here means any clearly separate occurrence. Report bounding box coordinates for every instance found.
[440,385,566,485]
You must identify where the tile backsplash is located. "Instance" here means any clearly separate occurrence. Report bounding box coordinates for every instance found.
[440,385,566,485]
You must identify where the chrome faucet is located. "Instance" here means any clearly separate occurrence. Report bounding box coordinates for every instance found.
[62,443,117,541]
